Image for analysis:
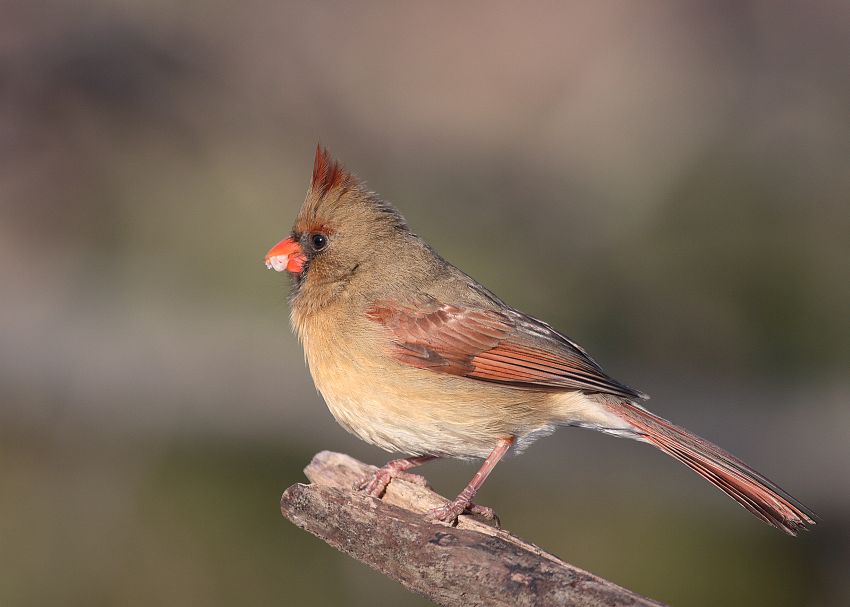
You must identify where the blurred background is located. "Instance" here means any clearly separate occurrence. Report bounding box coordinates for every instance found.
[1,1,848,605]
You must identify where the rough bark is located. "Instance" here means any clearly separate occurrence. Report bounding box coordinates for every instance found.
[280,451,666,607]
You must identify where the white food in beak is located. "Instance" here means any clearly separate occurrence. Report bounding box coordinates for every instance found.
[266,255,289,272]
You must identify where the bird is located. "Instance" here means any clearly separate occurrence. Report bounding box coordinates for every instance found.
[264,145,815,534]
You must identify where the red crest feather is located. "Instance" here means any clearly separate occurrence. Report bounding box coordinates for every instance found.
[312,145,352,198]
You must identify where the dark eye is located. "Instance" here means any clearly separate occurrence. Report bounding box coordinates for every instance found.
[311,233,328,251]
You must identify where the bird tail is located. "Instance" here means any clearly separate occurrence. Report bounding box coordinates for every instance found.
[605,400,816,535]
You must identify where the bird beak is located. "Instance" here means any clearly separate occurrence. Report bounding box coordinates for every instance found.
[264,237,306,273]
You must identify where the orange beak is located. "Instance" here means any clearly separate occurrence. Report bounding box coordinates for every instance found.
[264,237,307,273]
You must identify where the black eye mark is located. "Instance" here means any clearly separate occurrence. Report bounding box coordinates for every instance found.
[311,233,328,251]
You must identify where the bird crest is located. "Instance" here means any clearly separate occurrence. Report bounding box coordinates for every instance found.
[299,145,408,234]
[311,145,354,199]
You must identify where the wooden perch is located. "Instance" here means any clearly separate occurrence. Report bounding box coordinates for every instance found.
[280,451,666,607]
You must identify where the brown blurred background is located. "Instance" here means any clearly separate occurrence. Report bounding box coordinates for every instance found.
[1,2,848,605]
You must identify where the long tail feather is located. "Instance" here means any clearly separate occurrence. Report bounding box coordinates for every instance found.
[607,401,816,535]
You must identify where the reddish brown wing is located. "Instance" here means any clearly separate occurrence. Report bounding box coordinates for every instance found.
[367,301,645,400]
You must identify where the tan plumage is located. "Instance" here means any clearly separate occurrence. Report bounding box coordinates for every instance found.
[266,146,815,533]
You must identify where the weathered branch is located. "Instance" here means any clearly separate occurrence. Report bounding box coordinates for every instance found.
[280,451,666,607]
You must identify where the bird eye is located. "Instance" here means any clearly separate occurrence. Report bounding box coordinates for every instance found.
[311,233,328,251]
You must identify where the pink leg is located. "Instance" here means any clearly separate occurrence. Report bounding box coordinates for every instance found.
[358,455,437,498]
[427,437,514,527]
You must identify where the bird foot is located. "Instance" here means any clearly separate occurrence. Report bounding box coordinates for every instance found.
[356,467,430,498]
[426,499,501,528]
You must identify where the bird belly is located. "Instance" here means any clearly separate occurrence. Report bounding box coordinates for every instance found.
[297,311,635,459]
[304,342,564,458]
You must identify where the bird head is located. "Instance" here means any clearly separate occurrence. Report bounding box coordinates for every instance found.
[265,146,411,302]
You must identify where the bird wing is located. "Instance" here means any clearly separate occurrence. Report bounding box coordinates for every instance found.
[367,300,646,400]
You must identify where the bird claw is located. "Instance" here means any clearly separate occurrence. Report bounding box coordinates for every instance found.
[426,500,501,528]
[356,467,430,498]
[467,503,501,528]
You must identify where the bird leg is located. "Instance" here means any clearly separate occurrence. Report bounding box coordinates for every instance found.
[427,437,513,527]
[357,455,437,498]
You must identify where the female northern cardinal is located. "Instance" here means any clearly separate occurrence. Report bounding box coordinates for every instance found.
[265,146,815,534]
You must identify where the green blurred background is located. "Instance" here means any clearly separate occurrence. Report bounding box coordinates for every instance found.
[1,2,848,605]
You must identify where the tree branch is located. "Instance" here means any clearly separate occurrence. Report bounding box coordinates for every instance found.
[280,451,666,607]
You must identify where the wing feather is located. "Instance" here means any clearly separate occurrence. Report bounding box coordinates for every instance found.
[367,300,645,400]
